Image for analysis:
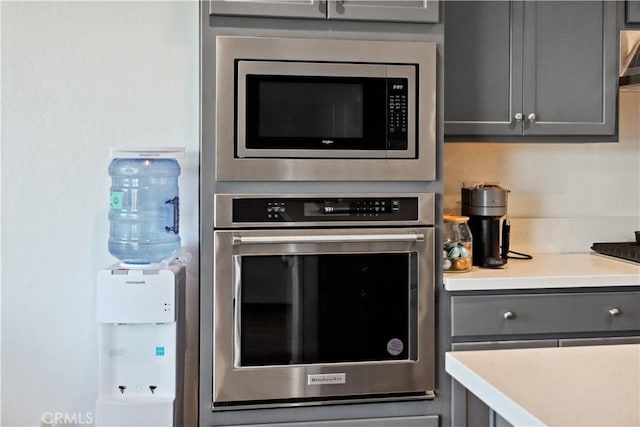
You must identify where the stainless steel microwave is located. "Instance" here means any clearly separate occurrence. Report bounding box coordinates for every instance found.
[214,36,436,181]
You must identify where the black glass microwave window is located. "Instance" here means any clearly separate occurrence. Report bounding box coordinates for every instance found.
[238,253,416,367]
[258,81,364,139]
[244,75,404,152]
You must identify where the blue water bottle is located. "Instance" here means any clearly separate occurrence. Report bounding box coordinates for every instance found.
[108,154,181,264]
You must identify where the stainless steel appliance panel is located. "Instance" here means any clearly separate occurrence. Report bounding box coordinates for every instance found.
[235,61,416,159]
[213,226,435,407]
[214,193,435,228]
[211,193,436,409]
[214,36,436,181]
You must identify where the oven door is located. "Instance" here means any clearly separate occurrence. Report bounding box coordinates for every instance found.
[212,227,435,408]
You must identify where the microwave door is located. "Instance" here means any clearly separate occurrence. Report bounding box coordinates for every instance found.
[240,84,387,156]
[235,60,412,159]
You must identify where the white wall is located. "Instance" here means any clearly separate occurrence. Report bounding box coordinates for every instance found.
[1,2,199,426]
[444,91,640,252]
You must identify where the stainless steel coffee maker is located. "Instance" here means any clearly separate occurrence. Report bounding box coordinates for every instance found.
[461,184,510,268]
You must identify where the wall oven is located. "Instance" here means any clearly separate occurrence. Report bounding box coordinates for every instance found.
[212,193,436,409]
[215,36,436,181]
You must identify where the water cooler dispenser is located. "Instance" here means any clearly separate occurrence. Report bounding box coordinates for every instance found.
[96,148,186,426]
[95,265,185,426]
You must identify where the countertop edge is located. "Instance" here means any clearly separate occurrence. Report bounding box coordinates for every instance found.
[445,353,545,427]
[443,253,640,291]
[443,277,640,291]
[444,345,640,426]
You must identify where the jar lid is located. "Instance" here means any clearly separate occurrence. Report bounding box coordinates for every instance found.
[444,214,470,223]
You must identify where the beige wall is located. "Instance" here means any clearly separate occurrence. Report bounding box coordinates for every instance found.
[444,91,640,252]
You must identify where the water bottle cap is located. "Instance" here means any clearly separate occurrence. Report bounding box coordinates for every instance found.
[109,147,185,159]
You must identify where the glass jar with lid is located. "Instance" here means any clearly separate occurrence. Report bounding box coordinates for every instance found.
[443,214,473,273]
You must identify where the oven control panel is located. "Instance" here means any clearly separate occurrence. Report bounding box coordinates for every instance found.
[231,197,419,223]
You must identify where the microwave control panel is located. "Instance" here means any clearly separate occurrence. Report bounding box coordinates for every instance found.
[387,78,408,150]
[231,197,419,223]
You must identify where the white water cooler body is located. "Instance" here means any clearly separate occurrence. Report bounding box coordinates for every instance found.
[95,264,185,427]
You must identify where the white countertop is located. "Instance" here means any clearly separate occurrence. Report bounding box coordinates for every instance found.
[446,344,640,427]
[443,253,640,291]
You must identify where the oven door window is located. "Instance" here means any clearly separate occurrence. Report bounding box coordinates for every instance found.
[244,76,387,151]
[237,253,417,367]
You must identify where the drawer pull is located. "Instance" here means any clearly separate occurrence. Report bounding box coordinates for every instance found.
[608,308,621,317]
[503,311,515,320]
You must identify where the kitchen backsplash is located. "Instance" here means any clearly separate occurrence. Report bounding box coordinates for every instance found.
[507,217,639,253]
[444,91,640,253]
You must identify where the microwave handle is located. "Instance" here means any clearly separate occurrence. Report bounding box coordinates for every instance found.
[233,233,424,245]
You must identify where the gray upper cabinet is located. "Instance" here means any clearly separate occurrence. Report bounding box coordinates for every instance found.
[629,1,640,23]
[328,1,439,23]
[444,1,523,136]
[445,1,617,139]
[209,0,440,23]
[209,0,326,19]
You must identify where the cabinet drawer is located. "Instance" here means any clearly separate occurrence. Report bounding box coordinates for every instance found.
[559,336,640,347]
[235,415,439,427]
[451,339,557,351]
[451,292,640,337]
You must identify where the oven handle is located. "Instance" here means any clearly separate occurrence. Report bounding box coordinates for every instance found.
[233,233,425,245]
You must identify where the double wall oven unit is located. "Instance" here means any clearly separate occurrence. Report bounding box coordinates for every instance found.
[212,193,436,409]
[215,36,437,182]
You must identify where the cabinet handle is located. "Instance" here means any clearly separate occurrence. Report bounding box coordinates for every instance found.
[527,113,537,122]
[503,311,515,320]
[514,113,523,121]
[608,308,621,317]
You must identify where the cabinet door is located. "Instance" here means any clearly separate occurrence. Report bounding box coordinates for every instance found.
[209,0,326,19]
[444,1,524,136]
[522,1,617,136]
[328,1,439,23]
[629,1,640,23]
[450,340,557,427]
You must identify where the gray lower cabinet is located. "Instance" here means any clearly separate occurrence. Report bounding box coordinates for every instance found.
[445,1,617,139]
[208,0,439,23]
[629,1,640,23]
[451,292,640,337]
[449,289,640,427]
[559,335,640,347]
[235,415,439,427]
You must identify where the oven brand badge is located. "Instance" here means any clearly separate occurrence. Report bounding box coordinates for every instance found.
[307,373,346,386]
[387,338,404,356]
[321,139,334,145]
